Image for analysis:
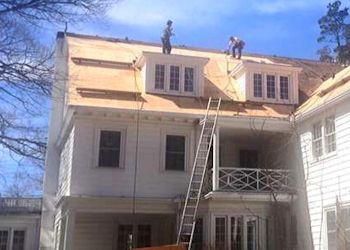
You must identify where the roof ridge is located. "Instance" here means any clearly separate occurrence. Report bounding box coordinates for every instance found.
[62,31,338,65]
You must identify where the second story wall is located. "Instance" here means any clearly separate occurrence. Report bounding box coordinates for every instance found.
[68,116,197,198]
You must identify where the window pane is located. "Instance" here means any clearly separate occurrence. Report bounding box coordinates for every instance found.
[280,76,289,100]
[170,66,180,91]
[341,208,350,229]
[98,131,121,167]
[253,74,262,98]
[312,123,323,158]
[192,218,203,250]
[184,67,194,92]
[325,116,336,153]
[137,225,152,248]
[166,135,185,171]
[231,217,243,250]
[215,217,226,250]
[247,219,257,250]
[0,231,8,250]
[327,232,336,250]
[12,230,25,250]
[155,64,165,90]
[118,225,133,250]
[266,75,276,98]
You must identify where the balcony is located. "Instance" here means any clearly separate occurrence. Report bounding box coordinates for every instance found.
[203,167,294,194]
[0,198,42,214]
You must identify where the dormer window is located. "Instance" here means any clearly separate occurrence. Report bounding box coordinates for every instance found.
[231,61,301,104]
[253,73,262,98]
[136,51,209,97]
[266,75,276,99]
[155,64,165,90]
[280,76,289,100]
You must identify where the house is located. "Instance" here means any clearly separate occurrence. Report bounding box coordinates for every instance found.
[295,66,350,249]
[0,197,42,250]
[40,31,342,250]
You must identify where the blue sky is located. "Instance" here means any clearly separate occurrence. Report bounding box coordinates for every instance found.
[68,0,332,59]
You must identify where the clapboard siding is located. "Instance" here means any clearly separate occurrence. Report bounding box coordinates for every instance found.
[69,118,196,198]
[57,127,74,198]
[299,98,350,250]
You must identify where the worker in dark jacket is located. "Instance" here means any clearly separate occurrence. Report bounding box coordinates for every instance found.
[228,36,245,59]
[161,20,174,54]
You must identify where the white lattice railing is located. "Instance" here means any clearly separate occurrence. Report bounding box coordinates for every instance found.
[216,167,294,192]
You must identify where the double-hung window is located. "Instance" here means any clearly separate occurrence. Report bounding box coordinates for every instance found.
[325,116,336,153]
[169,65,180,91]
[266,75,276,99]
[12,230,25,250]
[184,67,194,92]
[0,229,25,250]
[155,64,165,90]
[98,130,121,167]
[312,123,323,158]
[280,76,289,100]
[326,207,350,250]
[253,74,263,98]
[165,135,186,171]
[0,230,8,250]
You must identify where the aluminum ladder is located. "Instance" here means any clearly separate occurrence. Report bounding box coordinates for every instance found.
[176,97,221,249]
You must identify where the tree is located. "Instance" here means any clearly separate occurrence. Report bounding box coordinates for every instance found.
[318,0,349,63]
[0,0,118,194]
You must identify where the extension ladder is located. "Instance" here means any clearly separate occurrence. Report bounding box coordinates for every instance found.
[176,97,221,249]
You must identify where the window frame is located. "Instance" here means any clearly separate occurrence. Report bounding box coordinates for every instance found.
[253,73,263,98]
[325,116,336,154]
[94,127,127,169]
[184,66,195,93]
[165,134,186,171]
[279,75,290,100]
[169,65,181,92]
[312,122,323,159]
[266,74,276,99]
[154,64,166,91]
[12,229,26,250]
[0,229,9,250]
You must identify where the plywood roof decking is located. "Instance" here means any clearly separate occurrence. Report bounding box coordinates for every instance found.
[64,32,343,119]
[297,66,350,115]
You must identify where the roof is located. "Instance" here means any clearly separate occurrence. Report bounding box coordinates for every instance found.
[63,32,343,120]
[296,66,350,118]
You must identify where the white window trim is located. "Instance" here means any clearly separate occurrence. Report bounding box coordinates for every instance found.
[311,115,337,162]
[249,71,293,104]
[212,214,261,250]
[168,64,182,93]
[159,128,193,173]
[0,227,27,250]
[93,126,127,169]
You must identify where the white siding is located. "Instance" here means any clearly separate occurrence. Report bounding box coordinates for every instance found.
[69,118,196,198]
[299,98,350,250]
[57,127,74,198]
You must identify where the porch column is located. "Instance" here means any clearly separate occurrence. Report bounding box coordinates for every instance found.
[63,209,76,250]
[212,126,220,191]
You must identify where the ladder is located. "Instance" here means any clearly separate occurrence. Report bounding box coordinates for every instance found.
[177,97,221,249]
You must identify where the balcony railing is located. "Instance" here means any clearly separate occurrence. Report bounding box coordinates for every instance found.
[203,167,294,193]
[217,167,294,192]
[0,198,42,214]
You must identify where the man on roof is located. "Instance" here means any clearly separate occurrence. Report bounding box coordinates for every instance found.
[161,20,174,54]
[228,36,245,59]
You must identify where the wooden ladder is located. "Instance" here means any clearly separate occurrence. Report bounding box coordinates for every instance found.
[176,97,221,249]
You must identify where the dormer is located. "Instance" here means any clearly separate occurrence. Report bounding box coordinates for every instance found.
[231,60,302,104]
[136,52,209,97]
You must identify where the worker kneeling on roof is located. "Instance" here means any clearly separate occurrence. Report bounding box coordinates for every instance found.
[228,36,245,59]
[161,20,174,54]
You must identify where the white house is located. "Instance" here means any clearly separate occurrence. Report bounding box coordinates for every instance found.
[0,198,42,250]
[296,66,350,250]
[40,32,342,250]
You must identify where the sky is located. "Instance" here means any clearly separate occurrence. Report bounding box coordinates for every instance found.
[68,0,333,59]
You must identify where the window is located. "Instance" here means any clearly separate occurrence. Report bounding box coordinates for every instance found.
[280,76,289,100]
[312,123,323,158]
[98,130,121,167]
[137,225,152,248]
[0,231,8,250]
[165,135,185,171]
[12,230,25,250]
[231,217,243,250]
[215,217,226,250]
[266,75,276,98]
[325,116,336,153]
[253,74,263,98]
[326,210,337,250]
[184,67,194,92]
[326,206,350,250]
[170,65,180,91]
[118,225,133,250]
[247,219,257,250]
[155,64,165,90]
